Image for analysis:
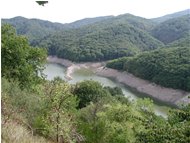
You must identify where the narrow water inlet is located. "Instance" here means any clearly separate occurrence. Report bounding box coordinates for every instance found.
[43,62,170,118]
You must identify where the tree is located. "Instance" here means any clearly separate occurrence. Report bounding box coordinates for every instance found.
[137,104,190,143]
[77,101,145,143]
[1,24,47,89]
[35,77,82,142]
[77,102,107,143]
[107,47,190,91]
[73,80,109,108]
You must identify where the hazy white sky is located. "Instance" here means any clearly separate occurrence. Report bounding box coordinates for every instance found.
[0,0,189,23]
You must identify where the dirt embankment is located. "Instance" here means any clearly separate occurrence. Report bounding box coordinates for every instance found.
[47,56,73,67]
[96,67,190,106]
[47,56,103,80]
[47,56,190,106]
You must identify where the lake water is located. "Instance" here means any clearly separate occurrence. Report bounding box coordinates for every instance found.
[43,63,170,117]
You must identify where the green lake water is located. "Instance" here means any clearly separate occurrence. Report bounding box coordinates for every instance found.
[43,63,170,117]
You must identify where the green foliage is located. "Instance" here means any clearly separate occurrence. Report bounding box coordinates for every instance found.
[107,57,130,70]
[77,100,151,143]
[1,77,81,143]
[2,10,190,143]
[1,24,47,89]
[73,80,109,108]
[1,78,45,138]
[2,15,112,43]
[167,34,190,47]
[151,15,190,44]
[137,105,190,143]
[104,86,124,97]
[77,102,107,143]
[2,17,66,43]
[3,14,164,62]
[2,77,190,143]
[38,21,163,62]
[135,98,154,114]
[2,121,53,143]
[151,9,190,23]
[104,86,130,104]
[37,77,80,142]
[2,10,189,63]
[168,104,190,125]
[107,47,190,91]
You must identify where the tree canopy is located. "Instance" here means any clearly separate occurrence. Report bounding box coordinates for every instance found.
[1,9,190,143]
[107,47,190,91]
[151,15,190,44]
[1,24,47,88]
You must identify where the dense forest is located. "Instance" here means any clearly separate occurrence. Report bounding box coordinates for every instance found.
[2,76,190,143]
[151,15,190,44]
[107,47,190,91]
[104,11,190,92]
[31,14,163,61]
[3,9,189,62]
[2,24,190,143]
[152,9,190,23]
[36,22,163,61]
[2,8,190,142]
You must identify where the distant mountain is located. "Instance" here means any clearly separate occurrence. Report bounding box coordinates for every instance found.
[90,13,156,32]
[34,14,163,61]
[151,15,190,44]
[2,16,66,42]
[151,9,190,23]
[2,16,112,42]
[64,16,113,28]
[2,9,189,62]
[107,47,190,91]
[167,34,190,47]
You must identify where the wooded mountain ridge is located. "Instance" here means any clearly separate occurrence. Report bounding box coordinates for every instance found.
[2,9,190,143]
[2,9,190,62]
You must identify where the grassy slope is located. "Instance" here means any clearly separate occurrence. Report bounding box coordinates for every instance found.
[2,120,53,143]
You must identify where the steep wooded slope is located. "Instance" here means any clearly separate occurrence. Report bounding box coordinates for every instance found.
[34,14,163,61]
[3,11,189,62]
[107,47,190,91]
[151,15,190,44]
[151,9,190,23]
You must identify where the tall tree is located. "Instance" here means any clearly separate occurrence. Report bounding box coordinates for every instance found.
[41,77,81,143]
[73,80,109,108]
[1,24,47,88]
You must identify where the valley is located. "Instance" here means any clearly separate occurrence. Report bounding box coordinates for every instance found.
[47,56,190,107]
[2,8,190,143]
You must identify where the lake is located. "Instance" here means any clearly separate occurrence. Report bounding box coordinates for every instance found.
[43,62,170,117]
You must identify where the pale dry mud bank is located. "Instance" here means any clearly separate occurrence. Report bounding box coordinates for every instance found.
[47,56,103,80]
[47,56,190,106]
[47,56,73,67]
[96,67,190,106]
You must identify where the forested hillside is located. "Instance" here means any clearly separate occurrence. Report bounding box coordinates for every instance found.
[2,16,112,43]
[2,16,65,43]
[151,15,190,44]
[107,47,190,91]
[2,10,189,62]
[65,16,113,28]
[2,14,163,62]
[36,21,163,61]
[2,24,190,143]
[151,9,190,23]
[34,14,163,61]
[167,34,190,47]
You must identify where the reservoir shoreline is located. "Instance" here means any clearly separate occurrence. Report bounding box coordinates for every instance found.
[47,56,190,107]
